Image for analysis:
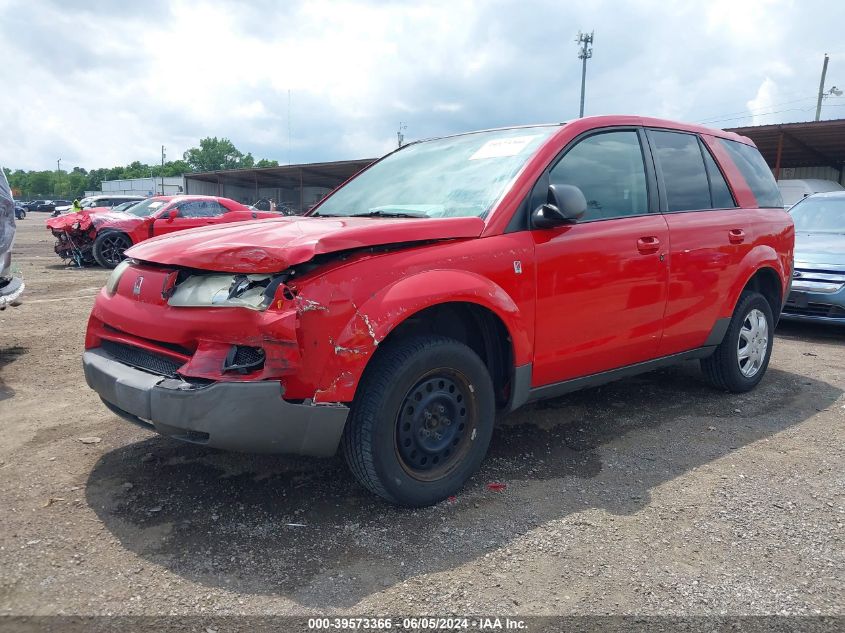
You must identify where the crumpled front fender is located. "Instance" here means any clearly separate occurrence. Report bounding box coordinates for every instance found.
[311,269,530,403]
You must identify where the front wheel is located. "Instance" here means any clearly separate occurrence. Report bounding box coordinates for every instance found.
[342,335,495,507]
[701,291,774,392]
[93,231,132,269]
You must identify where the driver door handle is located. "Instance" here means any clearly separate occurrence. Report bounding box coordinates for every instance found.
[637,236,661,254]
[729,228,746,244]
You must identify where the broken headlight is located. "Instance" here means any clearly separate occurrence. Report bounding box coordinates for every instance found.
[167,274,275,310]
[105,259,134,296]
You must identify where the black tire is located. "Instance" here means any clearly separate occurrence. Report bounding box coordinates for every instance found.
[93,231,132,269]
[701,291,774,393]
[342,335,495,507]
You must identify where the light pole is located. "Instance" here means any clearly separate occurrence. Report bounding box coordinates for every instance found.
[576,31,594,118]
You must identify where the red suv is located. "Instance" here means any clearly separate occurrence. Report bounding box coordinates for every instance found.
[82,116,794,506]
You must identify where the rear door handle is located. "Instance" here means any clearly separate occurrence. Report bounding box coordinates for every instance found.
[729,229,746,244]
[637,236,661,254]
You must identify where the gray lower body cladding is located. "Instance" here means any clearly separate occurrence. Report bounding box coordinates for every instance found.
[83,348,349,456]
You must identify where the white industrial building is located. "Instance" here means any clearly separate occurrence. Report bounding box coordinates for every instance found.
[85,176,184,198]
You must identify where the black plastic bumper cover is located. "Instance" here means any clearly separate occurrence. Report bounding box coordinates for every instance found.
[83,348,349,456]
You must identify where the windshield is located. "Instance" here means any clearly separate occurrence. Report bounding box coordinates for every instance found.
[790,196,845,233]
[313,126,558,218]
[127,198,168,217]
[112,200,140,213]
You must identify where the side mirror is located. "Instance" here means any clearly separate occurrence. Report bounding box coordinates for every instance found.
[167,209,178,221]
[532,184,587,228]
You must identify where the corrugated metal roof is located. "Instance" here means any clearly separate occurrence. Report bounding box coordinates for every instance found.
[726,119,845,171]
[184,159,376,189]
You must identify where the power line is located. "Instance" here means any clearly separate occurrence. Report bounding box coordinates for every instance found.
[696,95,824,124]
[698,101,845,126]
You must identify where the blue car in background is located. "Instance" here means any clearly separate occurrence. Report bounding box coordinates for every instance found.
[782,191,845,325]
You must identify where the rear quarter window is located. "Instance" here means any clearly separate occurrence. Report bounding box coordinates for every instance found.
[717,138,783,208]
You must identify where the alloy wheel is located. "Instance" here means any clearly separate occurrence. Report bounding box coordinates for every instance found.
[100,234,130,267]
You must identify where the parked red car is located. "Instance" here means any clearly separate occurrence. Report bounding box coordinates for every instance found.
[47,195,277,268]
[83,116,794,506]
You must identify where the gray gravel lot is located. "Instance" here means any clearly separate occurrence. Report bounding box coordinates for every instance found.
[0,220,843,618]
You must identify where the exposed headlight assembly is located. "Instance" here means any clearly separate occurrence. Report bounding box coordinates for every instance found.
[105,259,134,296]
[167,274,275,310]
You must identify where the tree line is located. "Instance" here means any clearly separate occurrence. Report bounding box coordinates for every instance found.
[3,137,279,200]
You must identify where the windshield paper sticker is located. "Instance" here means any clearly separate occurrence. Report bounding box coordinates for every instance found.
[469,135,538,160]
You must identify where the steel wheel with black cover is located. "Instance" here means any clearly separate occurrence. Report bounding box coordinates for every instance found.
[342,335,495,507]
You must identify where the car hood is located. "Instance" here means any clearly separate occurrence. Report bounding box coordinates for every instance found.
[47,211,146,233]
[794,231,845,267]
[126,215,486,273]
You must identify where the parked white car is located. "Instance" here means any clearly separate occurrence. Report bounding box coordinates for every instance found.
[777,178,844,208]
[54,194,146,213]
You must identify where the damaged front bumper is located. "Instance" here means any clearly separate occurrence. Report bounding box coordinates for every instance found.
[83,347,349,456]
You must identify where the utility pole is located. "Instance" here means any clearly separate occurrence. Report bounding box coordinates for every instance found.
[576,31,594,118]
[815,54,830,121]
[161,145,166,195]
[288,89,292,166]
[56,158,61,197]
[397,122,407,148]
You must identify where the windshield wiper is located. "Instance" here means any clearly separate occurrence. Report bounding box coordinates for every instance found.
[349,210,428,218]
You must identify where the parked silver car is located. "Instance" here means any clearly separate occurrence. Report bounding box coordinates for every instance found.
[0,166,24,309]
[781,191,845,324]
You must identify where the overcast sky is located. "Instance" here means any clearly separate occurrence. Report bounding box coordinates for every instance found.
[1,0,843,171]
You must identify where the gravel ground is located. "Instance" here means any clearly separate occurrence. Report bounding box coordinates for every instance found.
[0,219,843,618]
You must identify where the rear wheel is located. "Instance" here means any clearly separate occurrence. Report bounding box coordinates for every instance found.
[701,291,774,392]
[93,231,132,269]
[342,335,495,507]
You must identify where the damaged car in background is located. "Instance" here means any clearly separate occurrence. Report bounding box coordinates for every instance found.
[82,116,793,506]
[47,195,279,268]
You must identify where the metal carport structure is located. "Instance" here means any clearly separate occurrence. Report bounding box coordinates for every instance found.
[726,119,845,184]
[183,158,376,213]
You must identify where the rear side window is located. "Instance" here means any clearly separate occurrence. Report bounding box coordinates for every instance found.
[180,200,225,217]
[717,138,783,208]
[549,130,648,221]
[701,145,736,208]
[649,130,711,212]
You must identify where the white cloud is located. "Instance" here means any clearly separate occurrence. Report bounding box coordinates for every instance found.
[747,78,779,126]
